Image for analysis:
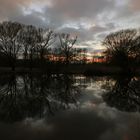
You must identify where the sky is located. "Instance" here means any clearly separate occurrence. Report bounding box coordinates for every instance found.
[0,0,140,52]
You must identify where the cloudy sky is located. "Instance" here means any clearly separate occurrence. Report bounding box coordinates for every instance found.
[0,0,140,51]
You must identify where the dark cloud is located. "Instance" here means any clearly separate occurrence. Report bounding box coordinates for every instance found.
[9,11,46,27]
[50,0,116,19]
[90,26,107,33]
[0,0,32,20]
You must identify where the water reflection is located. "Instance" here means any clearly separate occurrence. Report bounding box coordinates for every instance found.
[103,76,140,112]
[0,74,82,122]
[0,74,140,140]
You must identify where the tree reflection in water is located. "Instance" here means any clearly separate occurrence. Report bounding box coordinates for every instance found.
[103,76,140,112]
[0,74,82,122]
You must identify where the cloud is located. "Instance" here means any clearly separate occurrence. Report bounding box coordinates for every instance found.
[9,11,46,27]
[0,0,140,50]
[0,0,32,20]
[50,0,117,19]
[130,0,140,10]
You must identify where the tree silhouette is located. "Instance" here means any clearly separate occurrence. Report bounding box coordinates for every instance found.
[0,21,23,70]
[18,25,41,69]
[59,33,77,64]
[0,21,88,68]
[36,28,57,60]
[103,29,140,71]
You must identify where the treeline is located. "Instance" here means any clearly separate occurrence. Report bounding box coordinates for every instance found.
[0,21,88,70]
[1,21,140,72]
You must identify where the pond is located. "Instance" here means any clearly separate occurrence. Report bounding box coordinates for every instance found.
[0,74,140,140]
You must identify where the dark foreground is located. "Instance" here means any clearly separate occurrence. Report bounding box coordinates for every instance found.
[0,73,139,140]
[0,63,138,75]
[0,64,127,75]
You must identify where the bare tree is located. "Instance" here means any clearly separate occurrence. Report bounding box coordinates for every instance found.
[59,33,77,64]
[81,48,87,64]
[0,21,23,70]
[19,25,40,69]
[102,29,140,67]
[36,28,57,60]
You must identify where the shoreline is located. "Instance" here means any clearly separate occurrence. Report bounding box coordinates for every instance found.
[0,64,139,75]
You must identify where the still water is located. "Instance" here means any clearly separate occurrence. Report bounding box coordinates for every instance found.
[0,74,140,140]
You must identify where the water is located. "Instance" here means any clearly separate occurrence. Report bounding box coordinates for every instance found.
[0,74,140,140]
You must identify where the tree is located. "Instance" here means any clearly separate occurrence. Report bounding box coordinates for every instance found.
[0,21,23,70]
[36,28,57,60]
[59,33,77,64]
[103,29,140,68]
[19,25,40,69]
[81,48,87,64]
